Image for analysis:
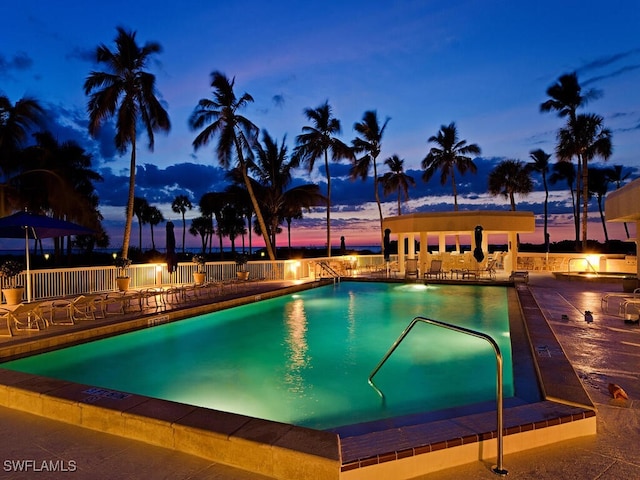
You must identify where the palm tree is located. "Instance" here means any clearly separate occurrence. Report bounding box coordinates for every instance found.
[605,165,632,238]
[250,130,324,253]
[84,27,170,259]
[381,155,415,215]
[421,122,481,211]
[189,216,211,254]
[189,71,275,261]
[0,94,44,215]
[218,203,246,254]
[147,205,164,251]
[587,167,610,244]
[171,194,192,253]
[488,159,533,211]
[350,110,390,256]
[292,100,353,257]
[557,113,612,248]
[199,191,226,259]
[549,160,579,244]
[540,72,600,247]
[133,197,149,250]
[527,149,552,251]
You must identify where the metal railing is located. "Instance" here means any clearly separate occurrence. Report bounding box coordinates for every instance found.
[368,316,508,476]
[568,257,598,274]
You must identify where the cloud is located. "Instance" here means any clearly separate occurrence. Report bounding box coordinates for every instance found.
[0,51,33,77]
[577,48,640,75]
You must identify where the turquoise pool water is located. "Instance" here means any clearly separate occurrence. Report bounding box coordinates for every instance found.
[2,282,513,429]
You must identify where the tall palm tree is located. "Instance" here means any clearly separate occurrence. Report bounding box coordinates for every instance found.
[292,100,353,257]
[189,71,275,261]
[133,197,150,250]
[189,216,211,254]
[540,72,600,247]
[147,205,164,251]
[587,167,610,244]
[605,165,631,238]
[421,122,480,211]
[84,27,170,259]
[488,159,533,211]
[380,155,415,215]
[250,130,324,252]
[557,113,612,248]
[171,194,192,253]
[199,191,226,259]
[549,160,579,244]
[527,149,552,251]
[350,110,390,256]
[0,94,44,215]
[218,203,246,254]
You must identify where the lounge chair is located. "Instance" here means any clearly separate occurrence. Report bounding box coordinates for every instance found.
[424,259,444,279]
[601,288,640,314]
[0,302,47,337]
[51,295,104,324]
[405,258,418,279]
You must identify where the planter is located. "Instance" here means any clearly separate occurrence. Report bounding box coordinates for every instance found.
[116,277,130,292]
[2,287,24,305]
[237,271,250,281]
[622,276,638,293]
[193,272,206,285]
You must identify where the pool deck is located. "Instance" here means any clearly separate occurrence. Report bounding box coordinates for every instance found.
[0,273,638,479]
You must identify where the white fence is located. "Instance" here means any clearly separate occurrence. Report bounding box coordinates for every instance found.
[4,253,637,303]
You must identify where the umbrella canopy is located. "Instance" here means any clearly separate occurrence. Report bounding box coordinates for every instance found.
[0,211,94,239]
[166,221,178,275]
[0,211,95,302]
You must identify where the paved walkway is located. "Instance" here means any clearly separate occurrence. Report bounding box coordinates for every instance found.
[0,274,638,479]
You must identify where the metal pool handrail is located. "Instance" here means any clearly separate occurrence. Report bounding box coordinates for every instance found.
[568,257,598,274]
[367,316,508,476]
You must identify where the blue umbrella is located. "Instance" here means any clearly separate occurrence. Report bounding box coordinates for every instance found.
[0,211,94,302]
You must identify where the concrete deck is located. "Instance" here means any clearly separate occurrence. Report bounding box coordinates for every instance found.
[0,273,638,479]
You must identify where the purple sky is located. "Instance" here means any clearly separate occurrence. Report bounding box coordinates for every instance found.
[1,0,639,250]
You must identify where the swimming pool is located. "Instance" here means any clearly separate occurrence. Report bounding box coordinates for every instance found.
[2,282,513,430]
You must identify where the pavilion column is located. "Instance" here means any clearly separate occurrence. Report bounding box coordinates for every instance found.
[398,233,406,275]
[420,231,428,274]
[439,233,446,253]
[408,233,416,258]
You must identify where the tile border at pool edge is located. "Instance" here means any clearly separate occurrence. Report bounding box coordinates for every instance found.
[0,367,341,480]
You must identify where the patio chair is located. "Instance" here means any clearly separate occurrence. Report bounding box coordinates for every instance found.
[601,288,640,314]
[51,295,103,324]
[424,259,444,279]
[405,258,419,279]
[0,302,47,337]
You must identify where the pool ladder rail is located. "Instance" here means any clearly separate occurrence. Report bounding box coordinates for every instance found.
[316,261,341,283]
[368,316,508,476]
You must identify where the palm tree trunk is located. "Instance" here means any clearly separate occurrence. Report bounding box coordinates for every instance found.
[235,138,275,261]
[397,190,401,215]
[181,213,186,253]
[581,154,589,250]
[324,150,331,257]
[122,139,136,258]
[598,197,609,243]
[543,174,549,252]
[373,159,384,257]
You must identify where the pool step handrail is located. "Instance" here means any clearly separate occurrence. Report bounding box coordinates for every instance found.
[367,316,508,476]
[316,261,341,283]
[568,257,598,275]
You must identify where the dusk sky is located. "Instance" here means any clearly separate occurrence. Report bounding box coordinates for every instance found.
[1,0,639,251]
